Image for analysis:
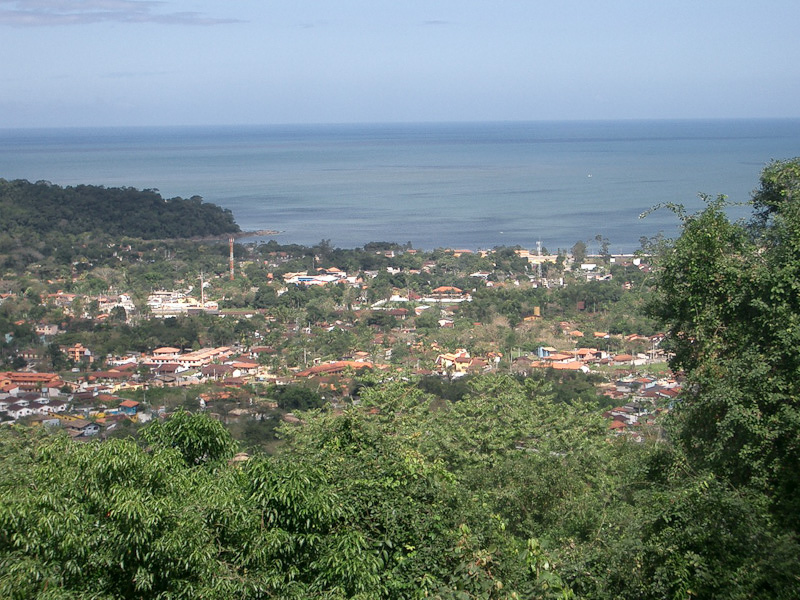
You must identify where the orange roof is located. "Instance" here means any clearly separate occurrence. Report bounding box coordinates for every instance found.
[297,361,373,377]
[1,372,62,384]
[575,348,597,356]
[544,353,572,361]
[552,361,584,370]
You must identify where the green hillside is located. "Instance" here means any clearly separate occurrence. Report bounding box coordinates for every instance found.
[0,179,240,239]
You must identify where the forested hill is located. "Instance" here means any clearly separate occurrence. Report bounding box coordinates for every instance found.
[0,179,240,239]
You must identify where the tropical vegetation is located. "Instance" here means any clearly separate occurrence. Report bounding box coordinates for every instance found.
[2,160,800,598]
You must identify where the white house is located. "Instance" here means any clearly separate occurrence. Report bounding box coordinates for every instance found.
[7,402,34,420]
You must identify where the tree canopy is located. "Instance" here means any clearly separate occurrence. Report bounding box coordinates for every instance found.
[0,179,240,239]
[648,157,800,533]
[2,370,799,598]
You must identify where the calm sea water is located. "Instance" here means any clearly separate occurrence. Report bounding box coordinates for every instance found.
[2,120,799,253]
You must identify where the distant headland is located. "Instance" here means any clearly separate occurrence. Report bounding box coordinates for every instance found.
[0,179,240,240]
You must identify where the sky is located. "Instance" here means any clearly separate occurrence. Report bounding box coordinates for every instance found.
[1,0,799,128]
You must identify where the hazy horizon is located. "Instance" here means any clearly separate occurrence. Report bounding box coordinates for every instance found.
[3,116,800,134]
[2,1,799,129]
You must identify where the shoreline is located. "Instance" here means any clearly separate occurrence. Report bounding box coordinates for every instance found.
[177,229,282,243]
[236,229,282,239]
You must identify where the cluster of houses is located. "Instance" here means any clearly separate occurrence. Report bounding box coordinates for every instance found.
[434,349,501,376]
[601,375,681,440]
[510,341,664,375]
[0,247,669,439]
[0,370,144,436]
[0,371,70,422]
[38,291,136,320]
[426,338,678,440]
[0,344,267,432]
[2,326,678,440]
[91,346,263,389]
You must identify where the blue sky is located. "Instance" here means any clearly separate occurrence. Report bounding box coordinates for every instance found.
[2,0,799,127]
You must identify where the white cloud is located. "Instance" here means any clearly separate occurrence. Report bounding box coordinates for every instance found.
[0,0,241,26]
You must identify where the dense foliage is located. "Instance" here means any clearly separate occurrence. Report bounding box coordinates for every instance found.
[648,158,800,533]
[0,179,239,239]
[2,373,799,598]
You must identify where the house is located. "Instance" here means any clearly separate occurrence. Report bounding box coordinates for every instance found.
[613,354,635,365]
[228,359,260,375]
[45,399,69,413]
[64,418,101,437]
[90,368,135,388]
[428,286,468,302]
[249,346,276,360]
[30,401,55,415]
[434,349,482,376]
[542,352,573,363]
[609,420,627,433]
[152,375,178,387]
[6,402,34,420]
[467,357,489,374]
[153,363,183,377]
[28,415,62,428]
[511,356,535,375]
[536,346,556,358]
[63,343,95,364]
[551,361,589,373]
[119,399,140,416]
[150,347,181,363]
[574,347,607,362]
[202,364,234,380]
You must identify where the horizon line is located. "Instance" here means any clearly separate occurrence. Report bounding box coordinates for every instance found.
[3,116,800,133]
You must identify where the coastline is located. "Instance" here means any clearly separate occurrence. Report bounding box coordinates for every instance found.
[188,229,282,242]
[4,120,797,252]
[236,229,281,239]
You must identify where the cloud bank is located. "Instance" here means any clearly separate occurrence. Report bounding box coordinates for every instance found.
[0,0,240,26]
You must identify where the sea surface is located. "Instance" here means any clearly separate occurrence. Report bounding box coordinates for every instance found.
[2,120,799,253]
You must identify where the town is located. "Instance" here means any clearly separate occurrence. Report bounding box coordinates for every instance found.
[1,234,676,448]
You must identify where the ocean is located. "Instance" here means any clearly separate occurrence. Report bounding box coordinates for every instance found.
[2,119,799,253]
